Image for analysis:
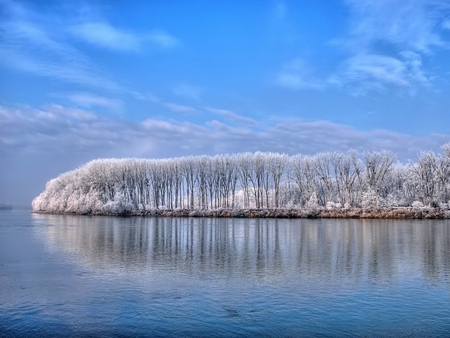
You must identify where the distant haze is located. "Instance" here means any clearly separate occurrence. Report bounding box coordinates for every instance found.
[1,1,450,205]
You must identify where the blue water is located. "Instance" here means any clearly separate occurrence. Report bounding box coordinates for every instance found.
[1,210,450,337]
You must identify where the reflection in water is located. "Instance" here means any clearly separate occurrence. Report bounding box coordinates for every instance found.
[33,214,450,285]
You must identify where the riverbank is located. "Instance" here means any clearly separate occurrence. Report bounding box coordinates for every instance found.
[33,207,450,219]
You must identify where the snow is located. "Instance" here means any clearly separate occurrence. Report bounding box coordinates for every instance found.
[32,145,450,215]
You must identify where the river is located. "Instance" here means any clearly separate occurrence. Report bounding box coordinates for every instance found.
[1,210,450,337]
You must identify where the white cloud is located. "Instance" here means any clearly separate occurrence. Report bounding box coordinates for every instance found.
[131,91,202,115]
[0,2,178,91]
[132,92,162,104]
[132,91,255,125]
[69,22,141,51]
[276,53,429,93]
[146,30,179,48]
[0,2,119,90]
[203,107,257,126]
[274,58,325,90]
[345,54,409,86]
[335,0,448,90]
[275,72,323,90]
[1,103,448,204]
[45,104,98,122]
[66,93,123,111]
[341,51,429,92]
[330,52,430,93]
[1,104,443,159]
[164,103,200,114]
[275,0,449,94]
[400,51,428,86]
[69,22,178,51]
[146,98,256,124]
[346,0,450,52]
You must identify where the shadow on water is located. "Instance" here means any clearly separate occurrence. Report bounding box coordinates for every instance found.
[32,214,450,285]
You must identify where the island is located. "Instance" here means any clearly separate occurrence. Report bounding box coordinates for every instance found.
[32,145,450,219]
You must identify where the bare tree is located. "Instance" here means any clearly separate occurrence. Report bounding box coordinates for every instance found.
[32,147,450,214]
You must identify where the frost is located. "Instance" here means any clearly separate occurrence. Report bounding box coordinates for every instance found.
[411,201,424,209]
[305,193,319,211]
[361,188,379,210]
[31,145,450,215]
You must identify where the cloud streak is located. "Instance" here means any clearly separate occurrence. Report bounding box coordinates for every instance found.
[66,93,123,112]
[1,103,444,160]
[0,2,178,91]
[203,107,257,126]
[164,103,201,114]
[275,0,449,94]
[0,1,119,90]
[329,51,429,93]
[345,0,450,53]
[134,92,256,125]
[274,58,325,90]
[69,22,178,51]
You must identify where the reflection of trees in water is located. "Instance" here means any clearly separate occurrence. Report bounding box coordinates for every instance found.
[34,214,450,283]
[421,221,450,283]
[35,215,152,268]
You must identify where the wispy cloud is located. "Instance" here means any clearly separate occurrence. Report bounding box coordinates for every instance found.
[330,51,429,93]
[132,91,200,114]
[69,23,178,51]
[172,83,204,101]
[45,104,98,122]
[133,90,256,125]
[69,22,141,51]
[0,104,444,161]
[275,71,325,90]
[344,0,450,53]
[131,92,162,104]
[164,103,200,114]
[66,92,123,111]
[1,103,448,203]
[0,1,119,90]
[203,107,257,126]
[275,0,449,94]
[337,0,449,91]
[344,54,410,87]
[146,30,179,48]
[274,58,325,90]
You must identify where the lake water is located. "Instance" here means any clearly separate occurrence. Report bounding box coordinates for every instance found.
[1,210,450,337]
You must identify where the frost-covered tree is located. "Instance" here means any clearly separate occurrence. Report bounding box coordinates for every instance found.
[361,188,379,210]
[411,152,437,206]
[32,146,450,214]
[364,151,396,195]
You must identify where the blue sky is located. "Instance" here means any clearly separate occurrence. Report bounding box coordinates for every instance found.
[1,0,450,204]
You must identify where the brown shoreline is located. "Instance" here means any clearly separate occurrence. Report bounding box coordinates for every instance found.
[33,207,450,219]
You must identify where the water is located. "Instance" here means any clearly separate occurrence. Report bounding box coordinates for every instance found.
[1,210,450,337]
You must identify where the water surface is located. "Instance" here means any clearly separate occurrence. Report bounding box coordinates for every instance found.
[1,210,450,337]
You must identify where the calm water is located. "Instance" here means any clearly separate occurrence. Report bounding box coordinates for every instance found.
[1,210,450,337]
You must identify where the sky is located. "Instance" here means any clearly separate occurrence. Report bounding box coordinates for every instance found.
[1,0,450,205]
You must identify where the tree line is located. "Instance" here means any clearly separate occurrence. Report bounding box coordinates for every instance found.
[32,144,450,214]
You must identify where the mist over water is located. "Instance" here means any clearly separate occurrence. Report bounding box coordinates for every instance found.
[2,211,450,337]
